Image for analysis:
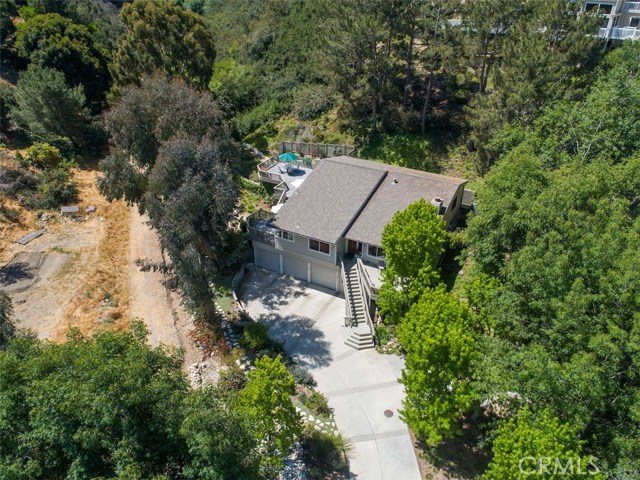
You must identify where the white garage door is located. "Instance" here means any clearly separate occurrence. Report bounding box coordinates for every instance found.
[255,248,279,273]
[311,264,337,291]
[283,256,307,281]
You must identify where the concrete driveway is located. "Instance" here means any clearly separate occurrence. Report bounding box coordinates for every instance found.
[238,268,421,480]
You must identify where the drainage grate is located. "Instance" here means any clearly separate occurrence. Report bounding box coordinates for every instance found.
[384,409,394,418]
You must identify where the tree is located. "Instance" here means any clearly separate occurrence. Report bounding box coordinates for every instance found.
[15,13,110,104]
[239,354,301,475]
[11,66,97,149]
[0,82,15,135]
[0,322,189,479]
[417,0,456,135]
[466,0,602,169]
[99,76,237,320]
[377,199,446,323]
[0,0,17,47]
[181,388,261,480]
[0,292,15,349]
[398,287,477,445]
[321,0,395,135]
[111,0,215,89]
[463,42,640,475]
[483,408,603,480]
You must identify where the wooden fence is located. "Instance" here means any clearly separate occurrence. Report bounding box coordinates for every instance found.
[278,141,355,158]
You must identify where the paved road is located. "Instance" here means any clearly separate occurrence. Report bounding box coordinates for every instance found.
[238,268,421,480]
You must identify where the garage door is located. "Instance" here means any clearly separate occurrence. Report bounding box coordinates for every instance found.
[255,248,279,273]
[283,255,307,281]
[311,264,337,291]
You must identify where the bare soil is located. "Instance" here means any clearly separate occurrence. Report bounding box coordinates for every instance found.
[0,149,204,371]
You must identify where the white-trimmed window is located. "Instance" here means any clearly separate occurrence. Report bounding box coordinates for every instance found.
[631,17,640,28]
[309,238,330,255]
[278,230,294,241]
[367,245,385,258]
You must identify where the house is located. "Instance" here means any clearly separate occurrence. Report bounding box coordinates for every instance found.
[247,155,469,349]
[585,0,640,41]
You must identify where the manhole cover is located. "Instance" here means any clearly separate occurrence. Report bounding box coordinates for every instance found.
[384,409,394,418]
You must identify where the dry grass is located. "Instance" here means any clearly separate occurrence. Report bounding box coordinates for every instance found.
[57,167,131,339]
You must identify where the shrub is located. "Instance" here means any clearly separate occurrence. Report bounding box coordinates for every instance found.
[375,325,391,346]
[27,143,63,169]
[293,84,334,121]
[302,430,350,479]
[36,166,77,209]
[289,364,316,387]
[300,390,332,417]
[240,321,269,352]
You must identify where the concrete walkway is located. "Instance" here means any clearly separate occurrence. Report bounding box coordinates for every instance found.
[238,268,421,480]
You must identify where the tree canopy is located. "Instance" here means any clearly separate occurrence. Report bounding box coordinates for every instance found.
[15,13,110,104]
[378,198,446,323]
[398,287,477,445]
[111,0,215,89]
[99,75,237,320]
[11,65,98,150]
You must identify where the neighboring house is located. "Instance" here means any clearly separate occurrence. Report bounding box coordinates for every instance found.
[585,0,640,41]
[248,155,469,349]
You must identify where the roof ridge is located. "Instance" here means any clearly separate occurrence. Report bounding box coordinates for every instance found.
[323,156,466,184]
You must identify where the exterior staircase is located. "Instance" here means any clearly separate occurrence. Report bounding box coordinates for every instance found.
[341,259,375,349]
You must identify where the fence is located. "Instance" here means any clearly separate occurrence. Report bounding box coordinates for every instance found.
[278,141,355,158]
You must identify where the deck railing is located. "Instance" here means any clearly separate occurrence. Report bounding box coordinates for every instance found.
[340,258,354,327]
[623,1,640,13]
[600,26,640,40]
[278,141,355,159]
[356,258,374,333]
[247,210,277,246]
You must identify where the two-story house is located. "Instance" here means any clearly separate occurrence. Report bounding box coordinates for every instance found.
[247,155,468,348]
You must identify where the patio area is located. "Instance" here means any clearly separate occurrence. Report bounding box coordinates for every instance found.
[257,157,315,196]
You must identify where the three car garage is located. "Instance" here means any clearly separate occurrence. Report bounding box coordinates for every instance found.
[254,245,339,292]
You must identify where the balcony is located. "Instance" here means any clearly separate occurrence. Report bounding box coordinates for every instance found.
[246,210,277,247]
[600,26,640,39]
[623,1,640,13]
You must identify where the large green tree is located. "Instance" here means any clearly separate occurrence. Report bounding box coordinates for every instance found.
[0,325,270,479]
[99,75,237,321]
[464,42,640,476]
[398,287,477,445]
[15,13,110,104]
[378,198,446,323]
[239,354,301,476]
[111,0,215,89]
[483,408,603,480]
[11,66,98,149]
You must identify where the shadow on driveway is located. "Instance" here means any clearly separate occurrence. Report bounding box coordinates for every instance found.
[237,268,309,311]
[258,312,333,369]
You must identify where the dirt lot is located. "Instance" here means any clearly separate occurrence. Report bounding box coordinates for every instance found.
[0,152,202,369]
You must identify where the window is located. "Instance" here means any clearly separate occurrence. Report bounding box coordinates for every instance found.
[585,3,613,14]
[278,230,294,241]
[309,239,330,255]
[367,245,385,258]
[631,17,640,28]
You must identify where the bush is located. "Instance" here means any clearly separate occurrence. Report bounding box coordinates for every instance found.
[293,84,334,121]
[289,364,316,387]
[302,430,350,479]
[240,321,269,352]
[375,325,391,346]
[36,166,77,209]
[27,143,63,169]
[300,390,332,417]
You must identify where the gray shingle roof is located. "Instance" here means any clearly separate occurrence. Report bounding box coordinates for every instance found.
[271,156,466,245]
[271,159,385,244]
